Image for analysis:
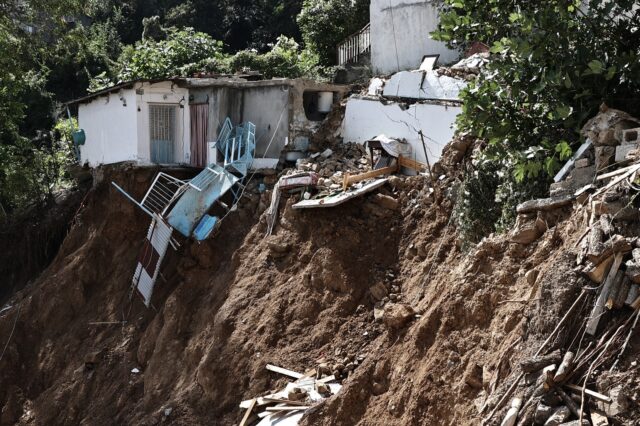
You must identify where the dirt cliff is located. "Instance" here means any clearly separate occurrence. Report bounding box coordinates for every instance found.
[1,143,639,426]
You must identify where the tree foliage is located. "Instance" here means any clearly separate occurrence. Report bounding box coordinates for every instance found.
[297,0,369,65]
[433,0,640,242]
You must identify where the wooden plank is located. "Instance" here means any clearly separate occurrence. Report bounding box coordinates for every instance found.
[397,155,428,172]
[565,384,612,403]
[586,253,623,335]
[596,163,640,181]
[262,398,309,406]
[239,398,256,426]
[342,165,397,190]
[317,375,337,384]
[266,364,304,379]
[592,164,640,198]
[265,406,309,412]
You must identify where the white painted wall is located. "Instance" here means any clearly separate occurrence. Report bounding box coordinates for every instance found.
[341,97,461,163]
[78,89,139,167]
[135,82,190,165]
[78,81,190,167]
[370,0,460,75]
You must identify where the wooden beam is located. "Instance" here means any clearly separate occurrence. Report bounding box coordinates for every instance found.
[265,406,309,412]
[397,155,428,172]
[342,165,397,191]
[565,384,612,403]
[265,364,304,379]
[317,375,337,384]
[262,398,308,406]
[239,398,256,426]
[586,253,623,335]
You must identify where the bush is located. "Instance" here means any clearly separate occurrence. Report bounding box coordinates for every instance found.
[433,0,640,240]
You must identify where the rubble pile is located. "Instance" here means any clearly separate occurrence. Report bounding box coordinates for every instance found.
[486,107,640,426]
[435,52,490,80]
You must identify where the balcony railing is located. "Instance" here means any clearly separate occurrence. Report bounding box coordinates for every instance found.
[337,23,370,66]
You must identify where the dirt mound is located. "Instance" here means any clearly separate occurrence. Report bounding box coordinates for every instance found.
[1,151,639,426]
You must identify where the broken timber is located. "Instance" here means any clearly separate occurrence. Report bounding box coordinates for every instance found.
[265,364,304,379]
[342,165,396,191]
[586,253,624,335]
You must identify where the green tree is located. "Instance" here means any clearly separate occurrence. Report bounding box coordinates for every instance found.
[112,27,227,83]
[297,0,369,65]
[432,0,640,241]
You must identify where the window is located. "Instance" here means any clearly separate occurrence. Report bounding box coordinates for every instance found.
[149,105,176,164]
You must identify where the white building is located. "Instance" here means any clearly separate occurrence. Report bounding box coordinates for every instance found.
[370,0,459,74]
[71,78,348,168]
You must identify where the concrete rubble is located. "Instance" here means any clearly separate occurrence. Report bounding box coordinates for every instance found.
[487,107,640,426]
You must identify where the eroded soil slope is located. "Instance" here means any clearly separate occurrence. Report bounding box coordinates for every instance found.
[1,153,639,425]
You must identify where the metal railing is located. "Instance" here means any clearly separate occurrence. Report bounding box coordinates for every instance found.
[337,23,370,66]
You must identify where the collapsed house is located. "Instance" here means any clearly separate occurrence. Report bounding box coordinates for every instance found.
[70,77,348,169]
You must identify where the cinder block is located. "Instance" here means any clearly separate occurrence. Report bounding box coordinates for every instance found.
[615,143,638,162]
[623,127,640,144]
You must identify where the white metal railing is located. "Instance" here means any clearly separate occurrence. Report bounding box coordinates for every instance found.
[141,172,188,215]
[337,23,371,66]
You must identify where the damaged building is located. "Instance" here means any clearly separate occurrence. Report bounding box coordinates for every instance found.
[72,78,348,169]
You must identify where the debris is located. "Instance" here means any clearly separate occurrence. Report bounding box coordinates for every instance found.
[382,303,415,330]
[586,253,623,335]
[564,384,612,403]
[535,404,554,424]
[266,364,304,380]
[369,283,388,301]
[292,179,388,209]
[525,269,539,285]
[499,398,521,426]
[602,385,629,417]
[321,149,333,158]
[544,406,571,426]
[516,195,575,214]
[589,410,609,426]
[554,140,593,182]
[520,350,562,373]
[373,194,399,211]
[553,352,575,383]
[131,368,140,374]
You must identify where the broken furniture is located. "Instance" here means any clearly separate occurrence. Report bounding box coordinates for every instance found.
[113,118,256,307]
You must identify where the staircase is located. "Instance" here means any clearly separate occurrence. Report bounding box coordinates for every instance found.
[336,23,372,84]
[337,23,370,66]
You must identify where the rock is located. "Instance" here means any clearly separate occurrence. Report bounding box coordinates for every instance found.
[372,382,386,395]
[164,407,173,417]
[526,269,539,285]
[463,362,484,390]
[590,410,609,426]
[267,241,291,254]
[373,306,384,321]
[535,404,554,424]
[316,383,331,396]
[516,195,574,214]
[544,406,571,426]
[510,218,543,244]
[389,293,398,302]
[592,199,639,221]
[603,385,629,417]
[595,146,616,171]
[369,282,388,301]
[575,158,591,168]
[625,261,640,284]
[382,303,415,330]
[373,194,400,211]
[321,148,333,158]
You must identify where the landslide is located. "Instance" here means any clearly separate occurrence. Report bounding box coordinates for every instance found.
[0,147,639,426]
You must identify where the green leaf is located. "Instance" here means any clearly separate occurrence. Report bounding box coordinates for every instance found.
[587,60,604,74]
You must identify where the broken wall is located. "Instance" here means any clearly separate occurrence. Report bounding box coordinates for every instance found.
[370,0,460,75]
[341,97,461,163]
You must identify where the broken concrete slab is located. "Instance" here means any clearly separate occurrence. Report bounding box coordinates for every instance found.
[292,179,388,209]
[516,195,574,214]
[510,219,543,245]
[382,70,467,101]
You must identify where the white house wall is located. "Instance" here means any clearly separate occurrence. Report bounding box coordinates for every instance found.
[382,70,467,101]
[78,89,139,167]
[341,97,461,163]
[370,0,460,75]
[135,82,190,165]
